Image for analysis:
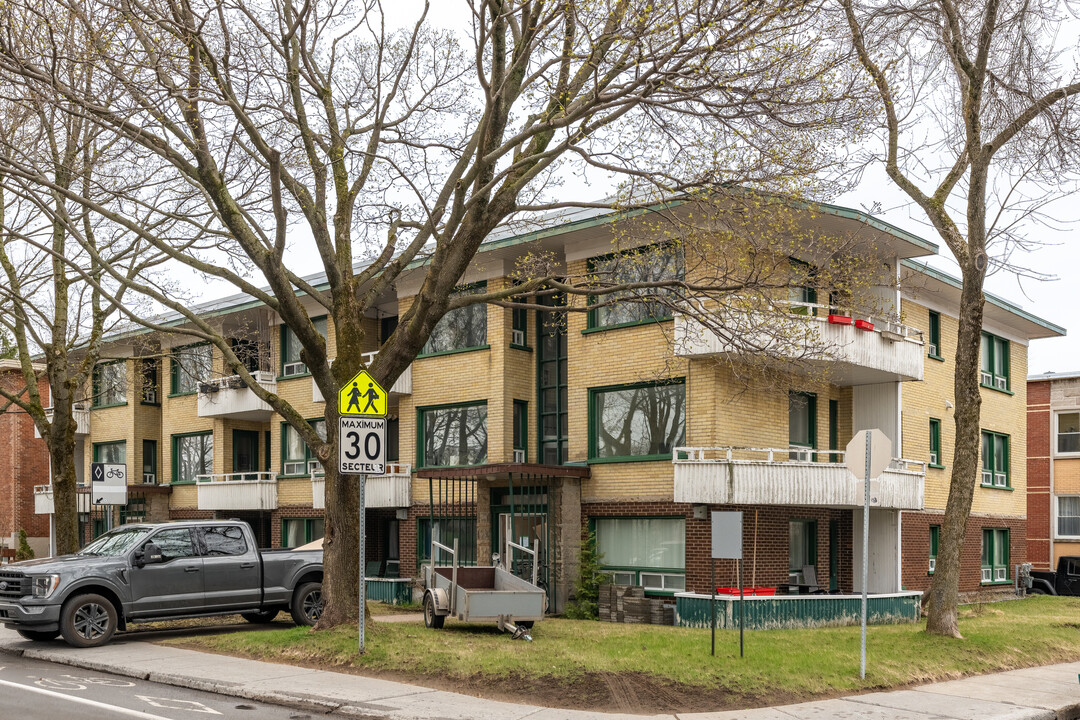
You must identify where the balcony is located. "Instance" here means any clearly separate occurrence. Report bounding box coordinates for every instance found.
[673,447,924,510]
[311,463,412,510]
[673,301,924,386]
[312,352,412,403]
[196,371,277,421]
[34,485,92,514]
[196,472,277,511]
[35,406,90,437]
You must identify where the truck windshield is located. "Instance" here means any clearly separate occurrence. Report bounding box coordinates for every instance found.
[77,527,153,556]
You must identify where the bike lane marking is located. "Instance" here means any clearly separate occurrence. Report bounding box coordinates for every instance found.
[0,677,174,719]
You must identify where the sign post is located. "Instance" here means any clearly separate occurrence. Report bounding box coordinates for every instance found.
[845,429,892,680]
[710,511,744,658]
[338,369,388,655]
[90,462,128,532]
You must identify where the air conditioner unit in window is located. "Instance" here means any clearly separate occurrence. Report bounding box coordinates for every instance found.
[994,376,1008,391]
[283,361,307,376]
[981,470,993,485]
[994,567,1006,581]
[929,452,938,466]
[980,371,993,385]
[981,568,992,582]
[284,460,306,475]
[929,558,936,572]
[309,460,324,475]
[511,329,525,346]
[142,388,157,404]
[994,472,1008,487]
[143,473,156,484]
[928,343,938,356]
[513,449,525,463]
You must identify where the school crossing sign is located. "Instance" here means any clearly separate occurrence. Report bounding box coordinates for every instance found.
[338,370,387,475]
[338,370,387,417]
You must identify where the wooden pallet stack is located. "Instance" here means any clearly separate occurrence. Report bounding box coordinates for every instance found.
[598,584,674,625]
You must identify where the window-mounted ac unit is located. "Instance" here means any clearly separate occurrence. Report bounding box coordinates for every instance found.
[511,329,525,346]
[928,558,936,572]
[994,567,1006,581]
[309,460,324,475]
[142,389,157,404]
[283,361,307,376]
[994,376,1008,391]
[994,472,1008,487]
[284,460,306,475]
[929,452,938,466]
[513,449,526,463]
[980,371,993,386]
[981,568,992,582]
[981,470,993,485]
[143,473,156,484]
[928,343,937,356]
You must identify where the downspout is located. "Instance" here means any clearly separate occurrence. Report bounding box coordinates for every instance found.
[1049,385,1055,571]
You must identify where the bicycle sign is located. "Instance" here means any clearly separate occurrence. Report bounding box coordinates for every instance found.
[338,417,386,475]
[90,462,128,505]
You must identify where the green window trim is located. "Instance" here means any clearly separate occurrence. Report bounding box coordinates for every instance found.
[142,439,158,483]
[513,400,528,463]
[981,528,1010,584]
[92,440,127,464]
[828,399,839,463]
[415,344,491,360]
[927,311,943,360]
[419,282,488,356]
[979,331,1010,392]
[170,342,212,395]
[92,360,127,409]
[279,316,328,378]
[789,390,817,462]
[280,418,327,477]
[511,300,530,349]
[980,430,1010,489]
[171,430,213,484]
[594,516,686,594]
[580,317,674,335]
[586,243,684,330]
[929,525,940,575]
[588,379,686,462]
[281,517,325,548]
[416,400,489,469]
[929,418,944,468]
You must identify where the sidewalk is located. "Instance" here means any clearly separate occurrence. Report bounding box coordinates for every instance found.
[1,625,1078,720]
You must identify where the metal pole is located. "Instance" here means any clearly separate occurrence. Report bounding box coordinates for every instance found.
[49,514,56,557]
[739,558,744,659]
[860,431,871,680]
[711,558,716,656]
[359,473,367,654]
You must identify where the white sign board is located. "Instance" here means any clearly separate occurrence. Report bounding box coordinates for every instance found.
[845,429,892,480]
[90,462,128,505]
[711,511,743,560]
[339,416,386,475]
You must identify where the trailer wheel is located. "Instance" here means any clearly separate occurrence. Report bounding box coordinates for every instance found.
[424,593,445,629]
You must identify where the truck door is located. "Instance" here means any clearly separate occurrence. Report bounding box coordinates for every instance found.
[198,525,261,611]
[129,527,204,616]
[1063,559,1080,595]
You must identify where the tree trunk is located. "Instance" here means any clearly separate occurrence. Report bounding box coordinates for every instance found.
[48,393,81,556]
[316,461,362,628]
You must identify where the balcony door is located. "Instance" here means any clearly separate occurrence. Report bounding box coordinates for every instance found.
[788,391,816,461]
[232,430,260,480]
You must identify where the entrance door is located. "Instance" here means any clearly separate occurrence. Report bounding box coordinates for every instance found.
[829,520,839,592]
[233,430,260,480]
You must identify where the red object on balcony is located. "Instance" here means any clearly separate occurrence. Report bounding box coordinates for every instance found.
[749,586,777,596]
[855,319,875,331]
[827,314,853,325]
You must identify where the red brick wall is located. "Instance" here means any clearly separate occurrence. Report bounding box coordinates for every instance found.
[0,370,51,543]
[1027,380,1051,570]
[901,511,1026,591]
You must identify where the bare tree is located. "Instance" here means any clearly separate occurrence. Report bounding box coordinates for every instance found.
[840,0,1080,637]
[0,0,870,629]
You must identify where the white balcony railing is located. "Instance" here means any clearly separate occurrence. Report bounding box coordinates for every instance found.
[34,485,92,514]
[313,352,412,403]
[36,406,90,438]
[674,300,924,386]
[311,463,412,510]
[673,446,925,510]
[197,371,277,421]
[196,471,277,511]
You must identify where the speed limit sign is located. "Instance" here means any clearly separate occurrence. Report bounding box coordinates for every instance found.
[338,417,386,475]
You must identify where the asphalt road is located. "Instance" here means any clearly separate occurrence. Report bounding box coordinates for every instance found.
[0,652,321,720]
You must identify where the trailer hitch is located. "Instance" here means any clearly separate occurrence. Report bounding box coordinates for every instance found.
[497,615,533,642]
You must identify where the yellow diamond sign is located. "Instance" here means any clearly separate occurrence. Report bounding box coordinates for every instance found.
[338,370,387,417]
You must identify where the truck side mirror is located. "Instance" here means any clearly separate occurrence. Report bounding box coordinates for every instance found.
[136,543,163,568]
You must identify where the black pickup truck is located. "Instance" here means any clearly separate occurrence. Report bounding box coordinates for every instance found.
[1029,557,1080,595]
[0,520,323,648]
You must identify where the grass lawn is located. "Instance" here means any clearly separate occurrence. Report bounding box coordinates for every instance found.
[164,595,1080,713]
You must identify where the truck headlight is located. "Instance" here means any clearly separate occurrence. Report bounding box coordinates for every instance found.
[31,575,61,599]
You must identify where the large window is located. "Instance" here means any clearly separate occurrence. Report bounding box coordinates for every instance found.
[789,519,817,585]
[981,431,1009,488]
[173,432,213,483]
[171,343,212,395]
[419,403,487,467]
[280,317,327,377]
[928,311,942,359]
[929,418,943,468]
[980,332,1009,392]
[281,420,327,476]
[590,380,685,461]
[929,525,939,574]
[420,284,487,355]
[1058,412,1080,455]
[789,391,817,461]
[981,528,1009,583]
[587,244,684,329]
[92,361,127,407]
[1059,497,1080,538]
[418,517,477,565]
[513,400,527,463]
[93,441,126,464]
[595,517,685,593]
[282,518,325,548]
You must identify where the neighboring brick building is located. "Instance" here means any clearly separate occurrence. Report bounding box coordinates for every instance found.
[26,197,1062,614]
[0,359,50,556]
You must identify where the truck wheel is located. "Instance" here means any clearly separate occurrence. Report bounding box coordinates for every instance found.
[423,593,444,629]
[291,582,323,626]
[241,609,279,624]
[16,629,59,642]
[60,593,117,648]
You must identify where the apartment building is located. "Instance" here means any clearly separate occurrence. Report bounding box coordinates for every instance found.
[0,360,50,556]
[15,198,1061,615]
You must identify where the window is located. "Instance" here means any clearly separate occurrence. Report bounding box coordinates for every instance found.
[120,496,146,524]
[171,343,211,395]
[788,258,818,315]
[828,399,839,463]
[92,361,126,407]
[927,311,942,358]
[587,244,684,329]
[980,332,1009,391]
[1058,412,1080,455]
[595,517,685,593]
[513,400,527,463]
[418,517,477,565]
[789,520,817,584]
[280,317,327,377]
[420,284,487,355]
[981,528,1009,583]
[980,431,1009,488]
[589,380,685,461]
[1059,497,1080,537]
[173,432,213,483]
[142,439,157,484]
[140,359,160,404]
[929,418,943,468]
[281,420,327,476]
[789,391,817,461]
[282,518,325,548]
[93,441,126,464]
[929,525,939,573]
[511,301,528,348]
[149,528,197,561]
[419,403,487,467]
[201,526,249,556]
